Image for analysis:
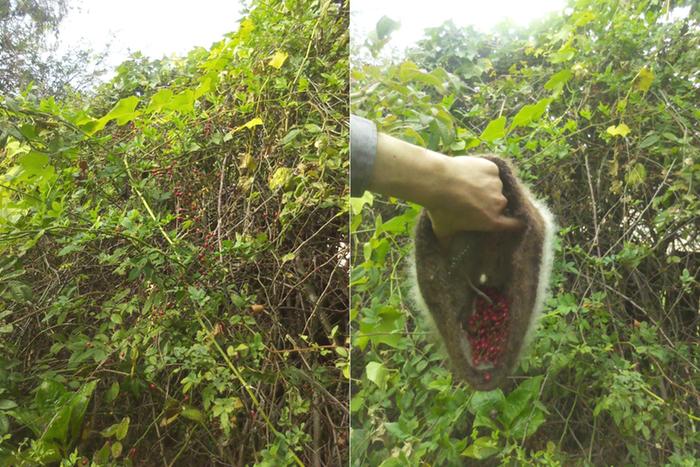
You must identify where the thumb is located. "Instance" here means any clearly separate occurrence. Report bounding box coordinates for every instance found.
[493,216,525,231]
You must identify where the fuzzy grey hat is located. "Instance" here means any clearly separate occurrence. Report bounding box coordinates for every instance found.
[412,155,555,390]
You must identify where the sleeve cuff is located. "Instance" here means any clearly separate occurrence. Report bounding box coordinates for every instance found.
[350,115,377,197]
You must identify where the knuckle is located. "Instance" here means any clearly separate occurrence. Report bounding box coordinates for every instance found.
[496,194,507,207]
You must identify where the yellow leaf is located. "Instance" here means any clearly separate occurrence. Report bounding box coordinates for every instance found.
[239,153,257,172]
[269,167,291,190]
[635,68,654,92]
[606,123,631,137]
[242,117,263,129]
[268,51,288,69]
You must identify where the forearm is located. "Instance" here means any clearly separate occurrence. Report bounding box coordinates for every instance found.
[368,133,447,208]
[349,115,520,238]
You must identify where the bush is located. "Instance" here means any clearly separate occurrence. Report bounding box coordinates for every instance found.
[0,0,348,465]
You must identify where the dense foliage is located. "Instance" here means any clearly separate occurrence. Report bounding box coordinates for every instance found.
[0,0,348,465]
[351,0,698,465]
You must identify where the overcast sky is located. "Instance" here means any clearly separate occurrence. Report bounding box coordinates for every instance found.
[351,0,568,52]
[60,0,569,70]
[58,0,245,74]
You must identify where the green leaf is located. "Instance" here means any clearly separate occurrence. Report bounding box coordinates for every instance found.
[365,361,388,390]
[110,313,123,325]
[376,16,400,40]
[195,72,216,98]
[95,441,111,464]
[0,414,9,434]
[398,61,444,90]
[480,117,507,142]
[0,400,17,410]
[625,162,647,186]
[281,252,296,262]
[639,133,659,148]
[469,389,505,415]
[509,406,546,439]
[280,128,301,145]
[102,96,140,126]
[168,90,195,113]
[635,67,654,92]
[350,191,373,215]
[115,416,130,441]
[181,407,205,423]
[42,380,97,447]
[606,123,631,137]
[501,375,543,426]
[111,441,123,458]
[511,98,552,128]
[268,51,289,69]
[544,69,572,93]
[18,151,50,176]
[146,88,174,113]
[105,382,120,403]
[357,305,403,349]
[462,436,501,459]
[350,393,365,413]
[550,43,576,63]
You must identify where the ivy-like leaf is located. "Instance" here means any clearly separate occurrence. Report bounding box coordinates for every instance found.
[365,361,388,390]
[511,98,553,129]
[242,117,263,129]
[634,68,654,92]
[268,51,289,69]
[606,123,631,137]
[168,90,195,114]
[18,151,49,175]
[269,167,291,190]
[544,69,572,93]
[480,116,507,142]
[146,88,174,113]
[102,96,140,126]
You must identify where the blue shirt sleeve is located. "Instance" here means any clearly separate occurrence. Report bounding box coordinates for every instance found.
[350,115,377,197]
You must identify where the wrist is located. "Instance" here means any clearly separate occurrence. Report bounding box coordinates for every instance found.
[415,149,451,208]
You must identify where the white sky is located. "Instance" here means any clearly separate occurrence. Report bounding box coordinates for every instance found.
[351,0,568,52]
[58,0,244,74]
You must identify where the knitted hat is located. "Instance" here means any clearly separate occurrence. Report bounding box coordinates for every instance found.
[412,155,555,390]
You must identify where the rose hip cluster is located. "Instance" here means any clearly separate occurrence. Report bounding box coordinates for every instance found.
[466,287,510,367]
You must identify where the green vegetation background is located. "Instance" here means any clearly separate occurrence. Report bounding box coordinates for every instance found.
[0,0,348,465]
[350,0,698,465]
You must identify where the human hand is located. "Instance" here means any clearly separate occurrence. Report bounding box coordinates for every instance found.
[422,155,523,242]
[367,134,523,243]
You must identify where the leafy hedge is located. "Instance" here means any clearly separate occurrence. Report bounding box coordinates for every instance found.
[351,0,698,465]
[0,0,348,465]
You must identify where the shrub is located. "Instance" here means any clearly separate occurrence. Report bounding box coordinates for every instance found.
[0,0,348,465]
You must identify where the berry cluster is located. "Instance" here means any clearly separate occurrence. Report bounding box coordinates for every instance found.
[466,287,510,367]
[198,229,217,261]
[151,163,217,270]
